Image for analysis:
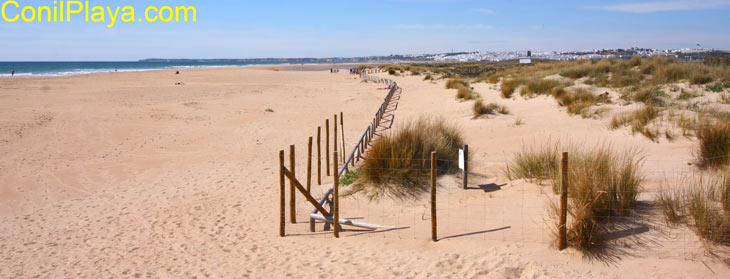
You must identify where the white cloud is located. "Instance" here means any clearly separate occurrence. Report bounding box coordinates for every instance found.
[472,8,495,15]
[596,0,730,13]
[395,24,494,30]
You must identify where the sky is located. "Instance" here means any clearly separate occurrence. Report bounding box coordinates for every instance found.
[0,0,729,61]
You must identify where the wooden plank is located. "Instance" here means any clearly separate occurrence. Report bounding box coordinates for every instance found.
[283,168,330,217]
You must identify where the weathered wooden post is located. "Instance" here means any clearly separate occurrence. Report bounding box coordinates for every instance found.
[559,152,568,250]
[317,126,322,185]
[307,137,313,193]
[333,114,338,174]
[333,151,340,238]
[326,120,330,176]
[462,144,469,189]
[431,151,437,242]
[290,145,296,223]
[280,150,285,237]
[340,112,346,163]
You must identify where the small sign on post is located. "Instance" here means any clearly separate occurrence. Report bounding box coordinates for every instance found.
[458,149,464,170]
[459,145,468,189]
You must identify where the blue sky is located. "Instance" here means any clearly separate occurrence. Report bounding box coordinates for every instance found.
[1,0,729,61]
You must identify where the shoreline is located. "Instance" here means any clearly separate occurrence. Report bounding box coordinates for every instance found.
[0,62,382,78]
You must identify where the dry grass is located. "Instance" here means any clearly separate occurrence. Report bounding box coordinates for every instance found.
[456,87,476,100]
[557,88,598,116]
[501,78,522,98]
[423,74,434,81]
[509,141,644,253]
[609,105,661,140]
[349,117,465,201]
[473,99,509,117]
[505,141,560,184]
[657,172,730,246]
[446,79,469,89]
[696,121,730,168]
[548,144,644,252]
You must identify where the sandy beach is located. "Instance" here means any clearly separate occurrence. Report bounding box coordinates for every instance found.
[0,66,727,278]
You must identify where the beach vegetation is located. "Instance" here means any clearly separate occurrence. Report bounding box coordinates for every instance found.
[347,117,466,201]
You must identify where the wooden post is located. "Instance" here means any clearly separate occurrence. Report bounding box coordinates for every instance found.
[308,137,315,233]
[317,127,322,185]
[279,150,286,237]
[462,144,469,190]
[289,145,296,223]
[431,151,437,242]
[326,120,330,176]
[333,151,340,238]
[307,137,313,193]
[559,152,568,250]
[340,112,346,163]
[334,114,338,158]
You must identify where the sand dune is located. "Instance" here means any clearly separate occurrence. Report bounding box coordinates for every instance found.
[0,67,727,278]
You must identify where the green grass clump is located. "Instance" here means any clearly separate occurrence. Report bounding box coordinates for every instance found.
[339,170,360,186]
[446,79,469,89]
[677,89,701,100]
[696,121,730,168]
[522,78,569,98]
[423,74,434,81]
[350,117,466,200]
[706,82,726,92]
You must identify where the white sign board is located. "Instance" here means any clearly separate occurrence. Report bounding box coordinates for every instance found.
[458,149,464,170]
[519,58,532,64]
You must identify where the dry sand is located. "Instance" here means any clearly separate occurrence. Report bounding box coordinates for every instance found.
[0,67,727,278]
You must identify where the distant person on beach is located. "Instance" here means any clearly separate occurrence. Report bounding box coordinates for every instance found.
[115,67,118,72]
[11,69,14,76]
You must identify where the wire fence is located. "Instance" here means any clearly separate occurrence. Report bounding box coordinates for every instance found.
[276,70,730,261]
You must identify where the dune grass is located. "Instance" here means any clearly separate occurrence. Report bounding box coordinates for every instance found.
[505,142,560,185]
[473,99,509,117]
[696,121,730,168]
[446,79,469,89]
[501,78,522,98]
[508,141,644,252]
[657,172,730,246]
[609,105,662,140]
[557,88,598,116]
[348,117,465,201]
[456,87,477,100]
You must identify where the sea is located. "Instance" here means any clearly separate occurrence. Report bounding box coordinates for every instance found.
[0,61,344,77]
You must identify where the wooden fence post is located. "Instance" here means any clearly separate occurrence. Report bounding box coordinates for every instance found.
[333,151,340,238]
[431,151,438,242]
[280,150,285,237]
[326,120,330,176]
[317,126,322,185]
[334,114,338,174]
[307,137,313,193]
[462,144,469,190]
[559,152,568,250]
[340,112,346,163]
[289,145,296,223]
